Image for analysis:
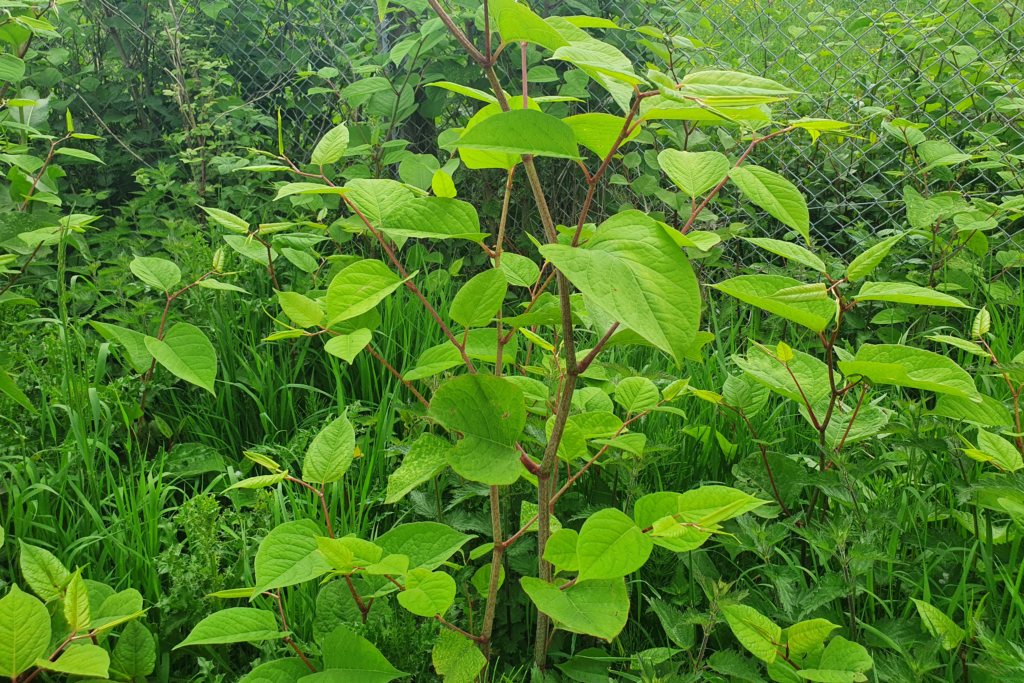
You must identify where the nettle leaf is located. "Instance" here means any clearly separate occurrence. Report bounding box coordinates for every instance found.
[837,344,981,402]
[450,268,508,328]
[19,541,70,601]
[374,522,474,571]
[722,604,781,663]
[521,577,629,641]
[111,619,156,679]
[712,275,834,333]
[429,374,526,486]
[495,252,540,288]
[659,150,729,200]
[787,619,840,655]
[307,624,407,683]
[543,529,580,572]
[175,608,285,649]
[385,198,484,242]
[324,329,372,364]
[853,281,968,308]
[37,643,109,678]
[396,569,456,617]
[311,124,349,166]
[926,394,1013,427]
[488,0,569,51]
[278,291,324,328]
[912,599,965,651]
[251,519,332,596]
[576,508,653,581]
[564,113,642,160]
[454,109,581,160]
[326,259,409,327]
[743,237,826,273]
[541,211,701,367]
[433,629,487,683]
[145,323,218,395]
[237,659,312,683]
[613,376,660,414]
[845,233,905,281]
[0,584,50,678]
[303,413,356,484]
[130,255,181,292]
[385,433,451,504]
[729,165,810,244]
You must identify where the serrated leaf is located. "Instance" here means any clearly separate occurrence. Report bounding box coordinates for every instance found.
[145,323,218,395]
[648,599,695,649]
[430,374,526,486]
[174,608,285,649]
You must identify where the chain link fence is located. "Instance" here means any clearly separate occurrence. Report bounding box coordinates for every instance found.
[208,0,1024,269]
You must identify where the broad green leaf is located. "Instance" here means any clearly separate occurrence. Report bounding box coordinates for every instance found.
[430,374,526,485]
[837,344,981,402]
[0,585,50,677]
[324,329,372,363]
[450,268,507,328]
[403,329,519,380]
[344,178,415,238]
[488,0,569,50]
[319,537,382,572]
[742,237,826,272]
[723,373,769,417]
[495,252,540,288]
[223,472,288,493]
[564,113,641,159]
[174,608,284,649]
[818,636,873,674]
[733,343,831,414]
[454,109,581,160]
[551,41,644,85]
[0,53,25,81]
[251,519,332,596]
[555,648,614,683]
[431,171,456,198]
[54,147,103,164]
[679,70,798,96]
[676,486,766,524]
[201,206,249,234]
[312,124,350,166]
[787,619,840,655]
[659,150,729,200]
[973,307,991,338]
[278,291,324,328]
[640,95,769,123]
[845,234,904,281]
[326,259,409,327]
[274,183,351,200]
[111,620,156,679]
[385,433,451,504]
[374,522,474,571]
[198,279,247,293]
[822,403,888,448]
[224,234,277,265]
[576,508,653,581]
[64,570,90,634]
[712,275,834,333]
[729,165,810,244]
[93,588,143,632]
[306,624,407,683]
[238,659,312,683]
[432,629,486,683]
[19,542,69,601]
[0,366,34,413]
[543,529,580,572]
[973,429,1024,472]
[926,334,987,356]
[145,323,218,395]
[426,81,497,104]
[853,281,968,308]
[926,395,1013,427]
[362,554,409,576]
[130,255,180,292]
[722,604,781,663]
[648,600,695,650]
[37,644,108,678]
[521,577,629,641]
[911,599,965,651]
[541,211,701,367]
[613,377,660,413]
[396,569,455,617]
[385,198,484,242]
[303,413,356,484]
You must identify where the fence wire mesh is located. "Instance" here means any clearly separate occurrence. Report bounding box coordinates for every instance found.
[207,0,1024,266]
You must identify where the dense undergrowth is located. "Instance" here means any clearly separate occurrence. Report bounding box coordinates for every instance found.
[2,1,1024,683]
